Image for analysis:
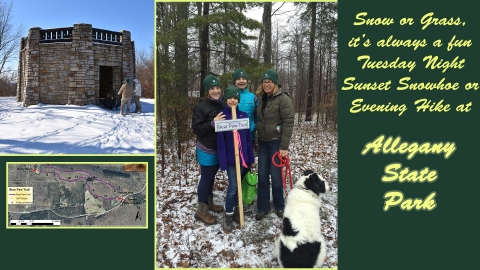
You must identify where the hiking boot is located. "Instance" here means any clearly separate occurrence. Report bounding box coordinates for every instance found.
[275,209,284,218]
[233,206,240,224]
[223,212,234,233]
[194,202,217,225]
[207,195,224,213]
[255,211,267,221]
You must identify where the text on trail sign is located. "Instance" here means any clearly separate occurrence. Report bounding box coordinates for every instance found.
[214,119,250,132]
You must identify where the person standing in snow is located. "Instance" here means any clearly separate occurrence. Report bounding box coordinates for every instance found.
[217,86,255,233]
[191,74,226,225]
[255,70,294,221]
[133,78,142,113]
[232,69,257,179]
[118,78,134,116]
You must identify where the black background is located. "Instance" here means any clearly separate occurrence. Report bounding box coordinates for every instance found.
[339,0,478,269]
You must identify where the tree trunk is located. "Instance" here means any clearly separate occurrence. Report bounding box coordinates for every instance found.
[317,47,323,126]
[156,2,165,176]
[305,2,316,121]
[263,2,272,66]
[174,2,189,157]
[256,30,264,60]
[295,30,305,123]
[223,4,228,73]
[200,2,210,97]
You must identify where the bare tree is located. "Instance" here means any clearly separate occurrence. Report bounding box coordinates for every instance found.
[174,2,190,158]
[199,2,210,97]
[135,46,154,98]
[0,70,16,96]
[0,0,25,75]
[305,2,316,121]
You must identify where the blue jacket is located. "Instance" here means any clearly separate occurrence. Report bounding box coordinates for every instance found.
[217,106,255,171]
[237,88,257,139]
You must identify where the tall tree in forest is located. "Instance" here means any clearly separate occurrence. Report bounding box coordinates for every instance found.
[314,2,338,126]
[173,2,189,158]
[207,2,263,73]
[175,3,188,95]
[262,2,272,66]
[199,2,210,97]
[156,2,171,175]
[305,2,316,121]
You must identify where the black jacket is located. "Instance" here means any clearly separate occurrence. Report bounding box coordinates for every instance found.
[192,98,226,150]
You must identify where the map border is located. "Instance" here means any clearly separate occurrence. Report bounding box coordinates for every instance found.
[6,161,148,230]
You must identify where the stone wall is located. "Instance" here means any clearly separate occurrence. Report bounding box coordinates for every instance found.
[20,27,41,106]
[17,23,135,107]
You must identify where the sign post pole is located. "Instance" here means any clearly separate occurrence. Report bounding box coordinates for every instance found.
[214,114,249,228]
[231,107,244,228]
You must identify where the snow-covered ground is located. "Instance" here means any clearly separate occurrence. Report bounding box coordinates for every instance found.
[0,97,154,154]
[156,120,338,268]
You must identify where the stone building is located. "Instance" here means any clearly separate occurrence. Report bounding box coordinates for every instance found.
[16,23,135,107]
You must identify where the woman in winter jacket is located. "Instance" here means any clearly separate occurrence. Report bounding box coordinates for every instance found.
[232,69,258,178]
[191,74,226,225]
[217,86,255,233]
[255,70,294,221]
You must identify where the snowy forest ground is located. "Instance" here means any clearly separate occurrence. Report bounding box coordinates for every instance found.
[156,118,338,268]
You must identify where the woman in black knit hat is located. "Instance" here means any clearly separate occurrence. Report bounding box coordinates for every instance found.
[191,74,226,225]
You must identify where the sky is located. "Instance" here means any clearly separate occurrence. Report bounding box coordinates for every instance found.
[7,0,154,71]
[245,2,296,28]
[0,97,154,154]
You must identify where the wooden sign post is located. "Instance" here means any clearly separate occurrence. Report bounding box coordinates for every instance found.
[214,110,250,228]
[231,107,244,228]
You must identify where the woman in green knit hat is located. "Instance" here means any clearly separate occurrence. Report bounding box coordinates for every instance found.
[255,70,294,221]
[232,68,258,176]
[216,86,255,233]
[191,74,226,225]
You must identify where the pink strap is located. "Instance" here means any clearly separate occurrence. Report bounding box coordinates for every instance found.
[233,130,248,168]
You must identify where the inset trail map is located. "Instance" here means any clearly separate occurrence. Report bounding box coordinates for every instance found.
[7,164,146,227]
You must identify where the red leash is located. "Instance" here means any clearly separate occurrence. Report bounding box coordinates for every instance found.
[272,151,293,196]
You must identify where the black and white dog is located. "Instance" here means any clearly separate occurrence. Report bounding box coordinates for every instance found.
[273,170,330,268]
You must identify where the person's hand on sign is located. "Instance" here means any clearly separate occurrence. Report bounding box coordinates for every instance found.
[214,112,226,121]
